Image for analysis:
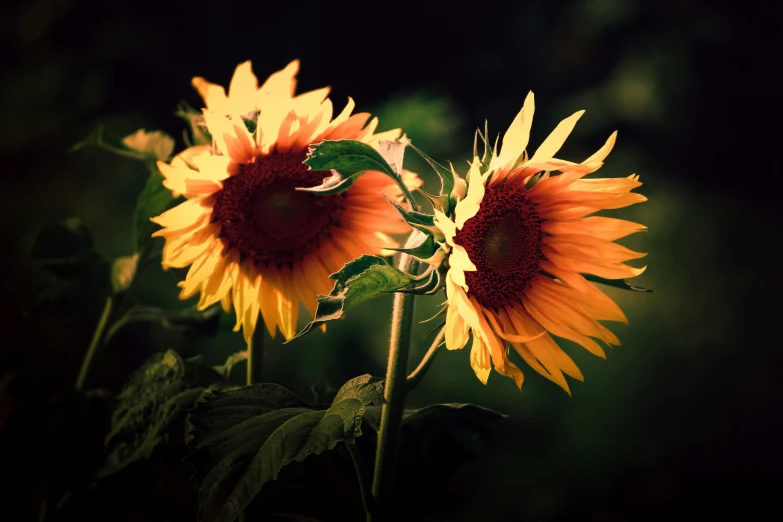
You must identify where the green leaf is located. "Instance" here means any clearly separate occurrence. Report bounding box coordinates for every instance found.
[176,101,212,146]
[327,255,388,295]
[121,129,175,162]
[290,257,419,341]
[419,188,451,214]
[187,375,384,522]
[409,143,456,196]
[97,350,223,479]
[103,304,223,345]
[71,125,147,161]
[71,126,174,163]
[376,135,410,175]
[298,140,396,195]
[396,266,442,295]
[134,167,180,252]
[386,234,438,260]
[583,274,653,292]
[382,193,435,228]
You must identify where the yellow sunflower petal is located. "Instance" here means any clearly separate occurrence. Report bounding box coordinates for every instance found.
[527,109,585,165]
[490,91,535,173]
[469,334,492,385]
[454,158,485,229]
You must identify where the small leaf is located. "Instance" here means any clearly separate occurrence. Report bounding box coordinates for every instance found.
[382,193,435,228]
[187,375,384,522]
[583,274,653,292]
[135,167,180,252]
[387,234,438,261]
[327,255,388,295]
[71,125,151,162]
[290,258,419,341]
[104,304,223,345]
[110,253,139,295]
[122,129,175,162]
[97,350,223,479]
[419,188,451,214]
[298,140,396,195]
[408,143,456,196]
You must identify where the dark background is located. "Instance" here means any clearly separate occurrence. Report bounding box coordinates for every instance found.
[1,0,780,521]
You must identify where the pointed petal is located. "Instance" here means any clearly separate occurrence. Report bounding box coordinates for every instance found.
[528,109,585,165]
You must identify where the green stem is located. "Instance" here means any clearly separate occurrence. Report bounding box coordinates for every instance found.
[406,327,445,392]
[346,442,374,518]
[240,328,265,522]
[246,327,265,385]
[75,296,114,390]
[369,238,420,522]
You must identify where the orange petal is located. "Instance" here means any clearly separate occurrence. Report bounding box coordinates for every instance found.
[543,216,647,241]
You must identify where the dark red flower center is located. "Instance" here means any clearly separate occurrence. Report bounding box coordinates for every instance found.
[211,152,344,268]
[453,183,544,310]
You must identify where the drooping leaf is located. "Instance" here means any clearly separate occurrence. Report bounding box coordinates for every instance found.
[298,140,396,195]
[377,135,410,175]
[103,304,223,345]
[583,274,653,292]
[290,257,420,341]
[187,375,384,522]
[97,350,223,479]
[408,143,456,196]
[327,255,389,295]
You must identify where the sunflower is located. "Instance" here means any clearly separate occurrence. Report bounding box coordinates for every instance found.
[151,61,421,342]
[433,92,647,394]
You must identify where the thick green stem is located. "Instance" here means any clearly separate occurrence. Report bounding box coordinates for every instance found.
[75,296,114,390]
[406,327,445,392]
[369,240,420,522]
